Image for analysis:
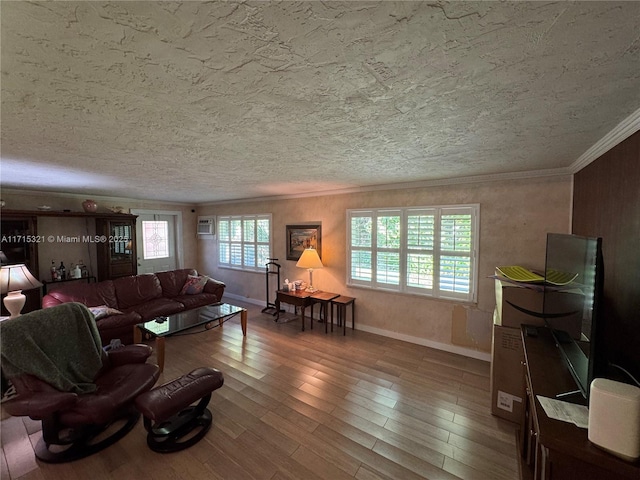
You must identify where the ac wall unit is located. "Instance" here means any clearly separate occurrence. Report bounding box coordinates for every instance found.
[197,216,216,237]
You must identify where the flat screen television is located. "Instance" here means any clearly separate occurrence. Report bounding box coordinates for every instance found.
[543,233,604,400]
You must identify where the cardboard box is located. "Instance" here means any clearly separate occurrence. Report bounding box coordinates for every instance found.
[490,325,525,423]
[494,278,584,339]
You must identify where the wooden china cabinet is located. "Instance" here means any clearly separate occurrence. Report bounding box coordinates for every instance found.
[95,216,137,281]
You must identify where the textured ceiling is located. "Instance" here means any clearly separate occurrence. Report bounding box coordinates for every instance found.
[1,1,640,204]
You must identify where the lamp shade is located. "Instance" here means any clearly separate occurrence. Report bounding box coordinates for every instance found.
[0,264,43,294]
[296,248,323,269]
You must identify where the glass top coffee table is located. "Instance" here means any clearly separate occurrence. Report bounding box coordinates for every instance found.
[133,303,247,372]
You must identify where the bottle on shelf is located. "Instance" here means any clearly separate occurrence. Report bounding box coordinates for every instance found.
[50,260,58,281]
[78,259,88,277]
[58,261,66,280]
[73,263,82,279]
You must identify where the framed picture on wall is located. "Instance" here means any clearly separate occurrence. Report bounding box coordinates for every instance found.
[286,224,321,261]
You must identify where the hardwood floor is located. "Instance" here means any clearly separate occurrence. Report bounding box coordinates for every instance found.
[1,302,520,479]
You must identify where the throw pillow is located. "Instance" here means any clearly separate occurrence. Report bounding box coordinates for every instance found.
[180,275,209,295]
[89,305,123,320]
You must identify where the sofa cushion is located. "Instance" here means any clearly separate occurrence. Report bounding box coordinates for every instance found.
[174,293,219,310]
[156,269,197,298]
[123,298,185,322]
[180,275,209,295]
[43,281,118,309]
[88,305,123,320]
[113,274,163,310]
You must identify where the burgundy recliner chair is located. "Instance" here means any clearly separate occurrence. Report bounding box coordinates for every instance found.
[0,303,160,463]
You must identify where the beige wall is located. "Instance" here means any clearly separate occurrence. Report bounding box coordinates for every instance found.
[2,175,571,359]
[1,190,199,280]
[196,175,572,359]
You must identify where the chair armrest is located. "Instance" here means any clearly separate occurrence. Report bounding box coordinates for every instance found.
[3,391,77,419]
[106,344,153,366]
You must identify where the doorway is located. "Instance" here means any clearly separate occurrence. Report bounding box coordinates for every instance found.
[131,210,183,274]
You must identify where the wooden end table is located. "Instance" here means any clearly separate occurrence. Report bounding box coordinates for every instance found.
[309,291,340,333]
[275,290,314,331]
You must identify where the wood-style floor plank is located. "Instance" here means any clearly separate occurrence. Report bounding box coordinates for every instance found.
[0,301,519,479]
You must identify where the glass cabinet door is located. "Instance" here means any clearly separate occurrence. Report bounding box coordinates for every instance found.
[96,217,137,280]
[110,223,133,261]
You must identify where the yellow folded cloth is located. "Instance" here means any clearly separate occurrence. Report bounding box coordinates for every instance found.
[496,266,544,283]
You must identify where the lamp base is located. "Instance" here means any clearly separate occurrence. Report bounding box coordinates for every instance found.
[305,286,319,293]
[3,290,26,318]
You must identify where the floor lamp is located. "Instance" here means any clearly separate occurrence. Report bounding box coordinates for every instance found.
[296,248,323,293]
[1,264,43,318]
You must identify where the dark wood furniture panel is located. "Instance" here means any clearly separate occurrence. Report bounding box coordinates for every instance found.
[572,130,640,389]
[520,325,640,479]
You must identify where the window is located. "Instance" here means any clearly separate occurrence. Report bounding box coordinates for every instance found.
[218,214,271,272]
[347,205,479,302]
[142,221,169,260]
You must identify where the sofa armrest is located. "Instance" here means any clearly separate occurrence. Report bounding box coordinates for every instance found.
[203,278,225,295]
[106,344,153,366]
[42,294,64,308]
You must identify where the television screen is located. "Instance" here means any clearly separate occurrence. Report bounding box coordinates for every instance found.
[543,233,603,400]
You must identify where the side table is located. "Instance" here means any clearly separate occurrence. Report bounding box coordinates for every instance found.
[275,290,313,331]
[309,292,339,333]
[331,296,356,335]
[42,276,97,294]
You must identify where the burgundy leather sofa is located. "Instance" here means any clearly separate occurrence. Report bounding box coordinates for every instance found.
[42,269,225,345]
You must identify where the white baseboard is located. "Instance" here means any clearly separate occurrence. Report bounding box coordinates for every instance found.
[354,323,491,362]
[224,293,491,362]
[224,292,264,307]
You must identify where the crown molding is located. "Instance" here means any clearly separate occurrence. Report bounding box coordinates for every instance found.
[1,167,575,208]
[0,187,195,207]
[571,107,640,173]
[202,168,573,206]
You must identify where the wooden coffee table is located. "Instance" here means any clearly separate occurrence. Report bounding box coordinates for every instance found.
[133,303,247,372]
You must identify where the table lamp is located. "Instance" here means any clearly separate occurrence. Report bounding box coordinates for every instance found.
[296,248,323,293]
[0,264,43,318]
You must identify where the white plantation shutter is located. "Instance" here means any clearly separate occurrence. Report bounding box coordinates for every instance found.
[439,209,473,297]
[347,205,478,302]
[376,213,401,287]
[218,214,272,272]
[406,211,435,293]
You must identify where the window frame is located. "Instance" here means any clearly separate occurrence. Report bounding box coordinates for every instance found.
[346,204,479,303]
[217,214,272,273]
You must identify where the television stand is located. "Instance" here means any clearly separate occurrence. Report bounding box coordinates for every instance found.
[519,325,640,479]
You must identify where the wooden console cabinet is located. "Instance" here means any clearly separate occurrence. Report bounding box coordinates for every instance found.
[1,210,137,285]
[520,325,640,479]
